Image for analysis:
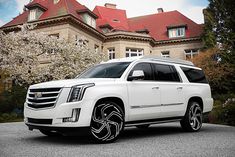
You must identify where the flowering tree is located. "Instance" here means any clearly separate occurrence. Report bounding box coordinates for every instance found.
[0,25,106,86]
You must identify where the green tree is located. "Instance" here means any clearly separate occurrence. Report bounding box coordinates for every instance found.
[203,0,235,51]
[202,0,235,93]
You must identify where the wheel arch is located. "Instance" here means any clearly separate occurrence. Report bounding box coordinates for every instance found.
[188,96,204,112]
[95,97,125,116]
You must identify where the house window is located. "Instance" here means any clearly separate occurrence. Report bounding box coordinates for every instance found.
[185,49,199,59]
[108,48,115,60]
[94,45,99,53]
[29,9,36,21]
[82,13,96,28]
[126,48,144,57]
[168,27,185,38]
[101,28,111,34]
[161,51,170,58]
[75,35,89,46]
[54,0,60,4]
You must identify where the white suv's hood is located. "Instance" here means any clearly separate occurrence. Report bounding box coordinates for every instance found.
[29,78,116,89]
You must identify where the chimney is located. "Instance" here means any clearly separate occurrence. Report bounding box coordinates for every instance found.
[157,8,164,13]
[105,3,117,9]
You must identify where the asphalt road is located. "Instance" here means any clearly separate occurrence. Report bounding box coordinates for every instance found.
[0,122,234,157]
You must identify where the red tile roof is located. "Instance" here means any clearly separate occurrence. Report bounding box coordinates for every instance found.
[2,0,89,27]
[94,6,202,41]
[128,11,203,41]
[93,6,129,31]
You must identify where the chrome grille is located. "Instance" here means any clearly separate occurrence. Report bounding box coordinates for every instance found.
[27,88,61,109]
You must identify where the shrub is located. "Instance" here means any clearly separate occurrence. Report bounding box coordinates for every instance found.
[209,94,235,126]
[0,85,27,113]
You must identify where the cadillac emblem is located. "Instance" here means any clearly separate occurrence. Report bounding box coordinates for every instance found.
[35,92,43,99]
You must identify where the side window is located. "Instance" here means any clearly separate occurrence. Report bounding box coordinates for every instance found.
[129,63,153,80]
[180,67,208,83]
[152,63,180,82]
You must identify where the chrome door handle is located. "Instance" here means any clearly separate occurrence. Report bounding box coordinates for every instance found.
[177,87,183,90]
[152,87,159,90]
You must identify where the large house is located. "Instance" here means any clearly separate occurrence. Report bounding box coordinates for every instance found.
[0,0,203,92]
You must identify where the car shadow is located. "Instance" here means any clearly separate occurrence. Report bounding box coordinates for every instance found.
[25,123,210,145]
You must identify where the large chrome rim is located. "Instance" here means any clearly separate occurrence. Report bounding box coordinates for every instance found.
[189,103,202,131]
[91,103,123,141]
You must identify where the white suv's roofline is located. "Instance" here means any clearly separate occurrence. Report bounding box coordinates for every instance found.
[106,56,194,66]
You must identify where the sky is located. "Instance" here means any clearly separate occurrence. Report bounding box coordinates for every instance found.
[0,0,209,27]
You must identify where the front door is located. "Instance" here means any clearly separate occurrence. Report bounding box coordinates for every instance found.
[127,62,162,121]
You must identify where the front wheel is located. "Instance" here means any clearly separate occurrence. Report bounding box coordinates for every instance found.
[90,101,124,143]
[180,101,203,132]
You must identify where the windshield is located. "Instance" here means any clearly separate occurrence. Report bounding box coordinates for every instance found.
[78,62,131,78]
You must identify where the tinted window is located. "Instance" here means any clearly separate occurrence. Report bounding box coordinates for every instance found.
[129,63,153,80]
[152,64,180,82]
[78,62,131,78]
[180,67,208,83]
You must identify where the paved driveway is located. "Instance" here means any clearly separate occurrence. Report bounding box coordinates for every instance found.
[0,122,234,157]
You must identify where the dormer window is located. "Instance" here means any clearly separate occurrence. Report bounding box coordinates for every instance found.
[99,24,113,34]
[168,27,185,38]
[26,3,47,22]
[82,13,96,28]
[54,0,60,4]
[29,9,36,21]
[77,9,98,28]
[167,25,187,38]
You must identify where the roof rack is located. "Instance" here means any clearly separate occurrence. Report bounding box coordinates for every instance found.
[141,56,194,66]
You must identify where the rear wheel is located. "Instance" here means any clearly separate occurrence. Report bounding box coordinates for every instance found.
[90,101,124,143]
[136,124,150,129]
[180,101,203,132]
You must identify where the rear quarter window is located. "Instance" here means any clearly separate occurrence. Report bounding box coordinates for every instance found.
[180,67,208,84]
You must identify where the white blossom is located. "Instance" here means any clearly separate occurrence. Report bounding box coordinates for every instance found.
[0,25,106,85]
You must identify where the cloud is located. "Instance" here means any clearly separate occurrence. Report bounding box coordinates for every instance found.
[15,0,29,13]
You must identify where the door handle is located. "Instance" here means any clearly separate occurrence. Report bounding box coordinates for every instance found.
[177,87,183,90]
[152,87,159,90]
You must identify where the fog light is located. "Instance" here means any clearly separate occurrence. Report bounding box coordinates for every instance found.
[63,108,80,123]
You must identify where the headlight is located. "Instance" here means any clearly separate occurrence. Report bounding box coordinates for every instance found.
[67,83,95,102]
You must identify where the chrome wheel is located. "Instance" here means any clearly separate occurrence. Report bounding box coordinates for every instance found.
[90,102,124,142]
[180,101,203,132]
[189,103,202,131]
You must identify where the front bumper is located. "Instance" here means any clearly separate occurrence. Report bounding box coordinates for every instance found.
[24,99,95,129]
[26,123,90,136]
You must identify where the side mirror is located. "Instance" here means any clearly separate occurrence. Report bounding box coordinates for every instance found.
[128,70,145,81]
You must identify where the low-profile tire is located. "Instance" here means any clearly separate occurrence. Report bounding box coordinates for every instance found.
[180,101,203,132]
[39,130,61,136]
[136,124,150,129]
[90,101,124,143]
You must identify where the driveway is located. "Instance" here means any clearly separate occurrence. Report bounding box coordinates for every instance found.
[0,122,234,157]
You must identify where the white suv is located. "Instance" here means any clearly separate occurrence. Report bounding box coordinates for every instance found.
[24,56,213,143]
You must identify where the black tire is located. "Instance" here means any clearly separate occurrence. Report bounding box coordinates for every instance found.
[90,101,124,143]
[136,124,150,129]
[39,130,61,136]
[180,101,203,132]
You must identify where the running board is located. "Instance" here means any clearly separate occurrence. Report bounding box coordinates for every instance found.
[125,116,183,127]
